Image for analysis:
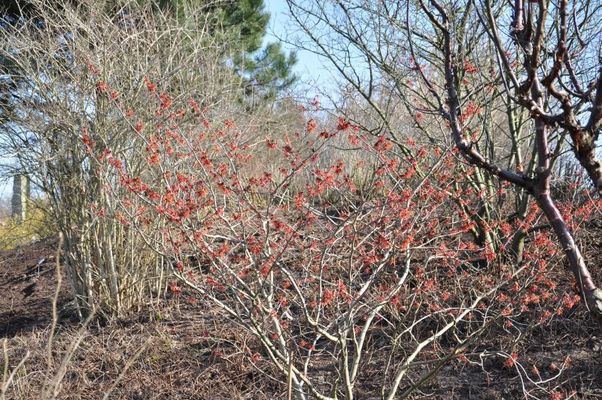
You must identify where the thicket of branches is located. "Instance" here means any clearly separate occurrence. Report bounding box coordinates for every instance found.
[285,0,602,314]
[1,0,601,399]
[0,0,294,317]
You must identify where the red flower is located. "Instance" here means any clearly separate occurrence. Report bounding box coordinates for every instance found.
[144,76,156,92]
[504,352,518,368]
[86,62,100,76]
[321,289,335,306]
[188,97,200,113]
[159,92,172,110]
[463,60,478,74]
[374,136,393,152]
[311,97,321,110]
[147,154,160,165]
[266,139,277,149]
[134,120,144,133]
[168,281,182,295]
[96,81,108,93]
[81,132,95,149]
[336,117,351,131]
[548,391,564,400]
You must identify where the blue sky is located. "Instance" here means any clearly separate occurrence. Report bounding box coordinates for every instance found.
[263,0,334,98]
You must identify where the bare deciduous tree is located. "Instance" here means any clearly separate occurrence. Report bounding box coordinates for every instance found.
[284,0,602,317]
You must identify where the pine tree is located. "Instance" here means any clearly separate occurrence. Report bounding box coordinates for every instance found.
[151,0,297,106]
[1,0,296,111]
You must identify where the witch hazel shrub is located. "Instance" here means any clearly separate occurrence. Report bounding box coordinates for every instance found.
[86,73,584,399]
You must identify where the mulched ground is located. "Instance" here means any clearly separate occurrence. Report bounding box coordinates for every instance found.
[0,237,74,338]
[1,226,601,399]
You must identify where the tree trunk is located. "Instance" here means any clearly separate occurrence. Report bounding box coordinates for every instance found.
[534,189,602,316]
[532,81,602,317]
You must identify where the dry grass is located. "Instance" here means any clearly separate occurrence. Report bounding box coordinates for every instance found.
[0,207,53,251]
[2,292,602,400]
[2,299,285,400]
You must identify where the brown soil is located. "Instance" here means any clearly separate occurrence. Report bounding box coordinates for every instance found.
[1,228,602,399]
[0,237,74,338]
